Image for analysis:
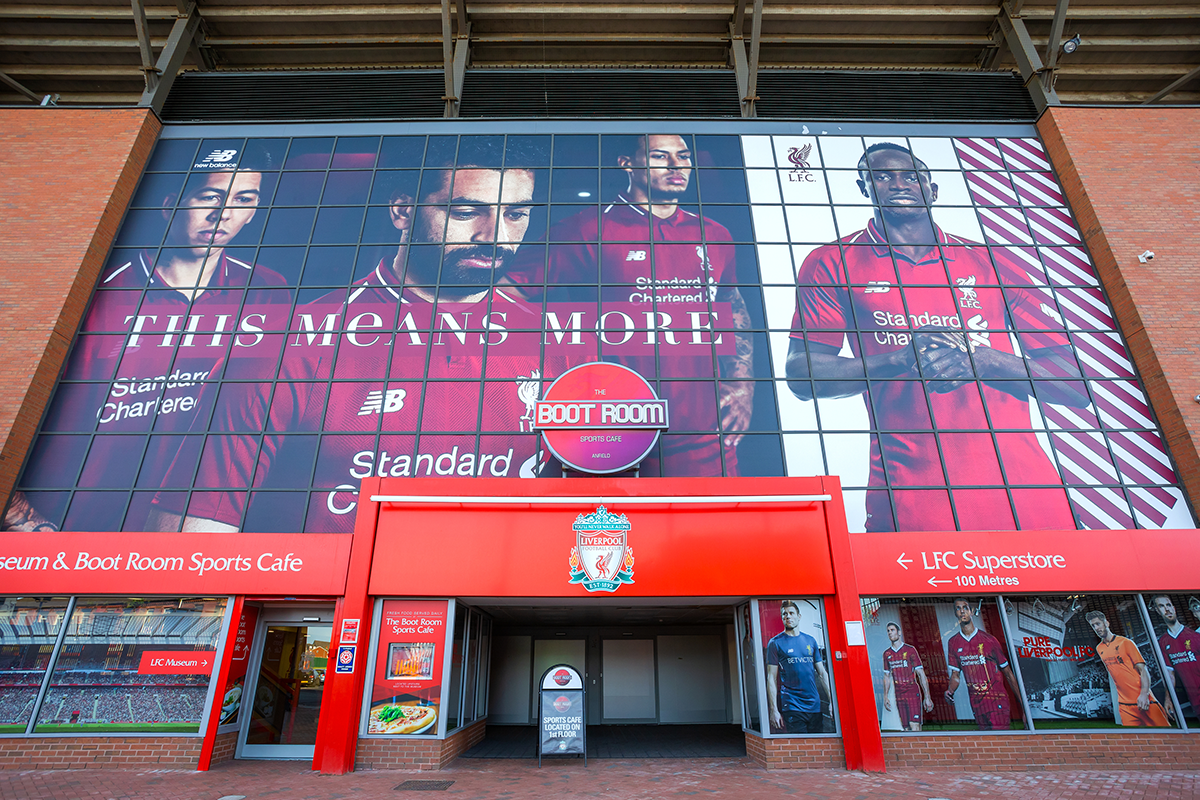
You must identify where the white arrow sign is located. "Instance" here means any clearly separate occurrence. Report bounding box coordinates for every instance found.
[896,552,913,570]
[927,576,952,587]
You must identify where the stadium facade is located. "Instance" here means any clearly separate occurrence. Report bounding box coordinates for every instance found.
[1,0,1199,775]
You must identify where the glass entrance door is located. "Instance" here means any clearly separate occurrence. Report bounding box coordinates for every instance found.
[238,608,334,760]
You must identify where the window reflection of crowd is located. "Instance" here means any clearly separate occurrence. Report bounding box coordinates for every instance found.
[1027,665,1112,718]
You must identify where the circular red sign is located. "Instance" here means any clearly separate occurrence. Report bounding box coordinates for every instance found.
[553,695,572,713]
[538,362,664,474]
[553,668,572,686]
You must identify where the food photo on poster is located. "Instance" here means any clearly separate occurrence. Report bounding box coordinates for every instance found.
[1001,593,1174,729]
[861,596,1026,731]
[758,597,834,734]
[366,599,446,735]
[3,129,1193,535]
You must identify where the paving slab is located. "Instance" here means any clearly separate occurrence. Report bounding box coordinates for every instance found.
[1,759,1198,800]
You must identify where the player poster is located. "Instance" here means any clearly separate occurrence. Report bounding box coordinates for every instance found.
[862,596,1026,731]
[757,597,833,734]
[366,599,447,735]
[217,605,259,728]
[1003,594,1173,728]
[5,129,1192,535]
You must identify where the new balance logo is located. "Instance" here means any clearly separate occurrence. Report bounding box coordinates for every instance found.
[626,250,647,262]
[194,149,239,168]
[863,281,891,294]
[358,388,406,416]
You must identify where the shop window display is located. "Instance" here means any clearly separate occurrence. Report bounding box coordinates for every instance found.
[862,596,1026,732]
[1003,594,1174,729]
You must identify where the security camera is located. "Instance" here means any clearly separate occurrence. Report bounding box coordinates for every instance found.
[1137,250,1155,263]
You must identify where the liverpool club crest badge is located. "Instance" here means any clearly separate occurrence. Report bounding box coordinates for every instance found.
[568,506,635,593]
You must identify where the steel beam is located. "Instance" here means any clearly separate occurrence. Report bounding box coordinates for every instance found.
[1143,63,1200,104]
[0,67,39,102]
[137,2,200,115]
[130,0,158,93]
[733,0,749,36]
[729,21,749,105]
[441,0,454,116]
[1041,0,1070,93]
[996,8,1059,112]
[742,0,763,117]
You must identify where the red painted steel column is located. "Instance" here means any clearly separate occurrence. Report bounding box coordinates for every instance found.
[821,476,886,772]
[312,477,381,774]
[197,594,244,771]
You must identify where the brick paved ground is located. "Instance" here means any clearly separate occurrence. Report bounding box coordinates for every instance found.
[2,759,1199,800]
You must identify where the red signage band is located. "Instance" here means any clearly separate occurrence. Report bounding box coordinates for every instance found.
[0,532,352,595]
[850,528,1200,596]
[137,650,216,675]
[368,476,838,597]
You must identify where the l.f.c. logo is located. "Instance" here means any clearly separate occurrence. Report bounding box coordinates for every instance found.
[787,144,815,183]
[568,506,635,593]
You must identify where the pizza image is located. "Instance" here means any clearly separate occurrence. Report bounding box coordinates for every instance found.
[368,702,438,735]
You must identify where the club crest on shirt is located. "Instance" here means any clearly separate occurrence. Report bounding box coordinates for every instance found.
[955,276,982,309]
[568,506,635,593]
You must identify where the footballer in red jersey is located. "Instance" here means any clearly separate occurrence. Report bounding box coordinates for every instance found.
[506,134,755,477]
[944,598,1022,731]
[150,138,576,532]
[6,165,288,532]
[785,142,1090,532]
[1151,595,1200,718]
[881,622,934,730]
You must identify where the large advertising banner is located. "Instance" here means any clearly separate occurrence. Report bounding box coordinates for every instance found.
[366,599,447,736]
[5,128,1194,534]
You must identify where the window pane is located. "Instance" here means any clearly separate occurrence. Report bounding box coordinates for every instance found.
[0,597,70,732]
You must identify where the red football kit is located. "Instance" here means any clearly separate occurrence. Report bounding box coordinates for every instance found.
[881,642,926,725]
[791,220,1075,531]
[508,194,740,476]
[1159,625,1200,714]
[163,258,577,532]
[947,627,1014,731]
[22,249,287,530]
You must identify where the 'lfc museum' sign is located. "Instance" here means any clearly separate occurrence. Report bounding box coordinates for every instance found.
[534,362,668,474]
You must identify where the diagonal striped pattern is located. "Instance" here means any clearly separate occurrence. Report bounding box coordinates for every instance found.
[1040,247,1099,287]
[1011,171,1066,206]
[1072,332,1137,378]
[953,137,1006,171]
[1026,207,1083,245]
[999,138,1053,171]
[1129,486,1187,529]
[1054,288,1116,330]
[1068,487,1136,529]
[978,207,1034,245]
[1051,431,1120,486]
[964,171,1019,206]
[1109,430,1179,486]
[1091,380,1157,430]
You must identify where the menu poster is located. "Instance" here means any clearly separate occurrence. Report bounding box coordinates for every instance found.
[367,600,448,736]
[217,605,259,728]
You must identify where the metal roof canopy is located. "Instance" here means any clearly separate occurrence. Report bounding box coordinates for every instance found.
[1,0,1197,109]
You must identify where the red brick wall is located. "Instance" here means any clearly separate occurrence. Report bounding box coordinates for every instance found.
[0,108,161,514]
[209,731,239,766]
[744,733,845,769]
[354,719,487,770]
[884,731,1200,770]
[1039,108,1200,515]
[0,736,202,769]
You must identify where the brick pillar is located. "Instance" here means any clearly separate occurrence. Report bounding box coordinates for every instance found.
[0,108,161,511]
